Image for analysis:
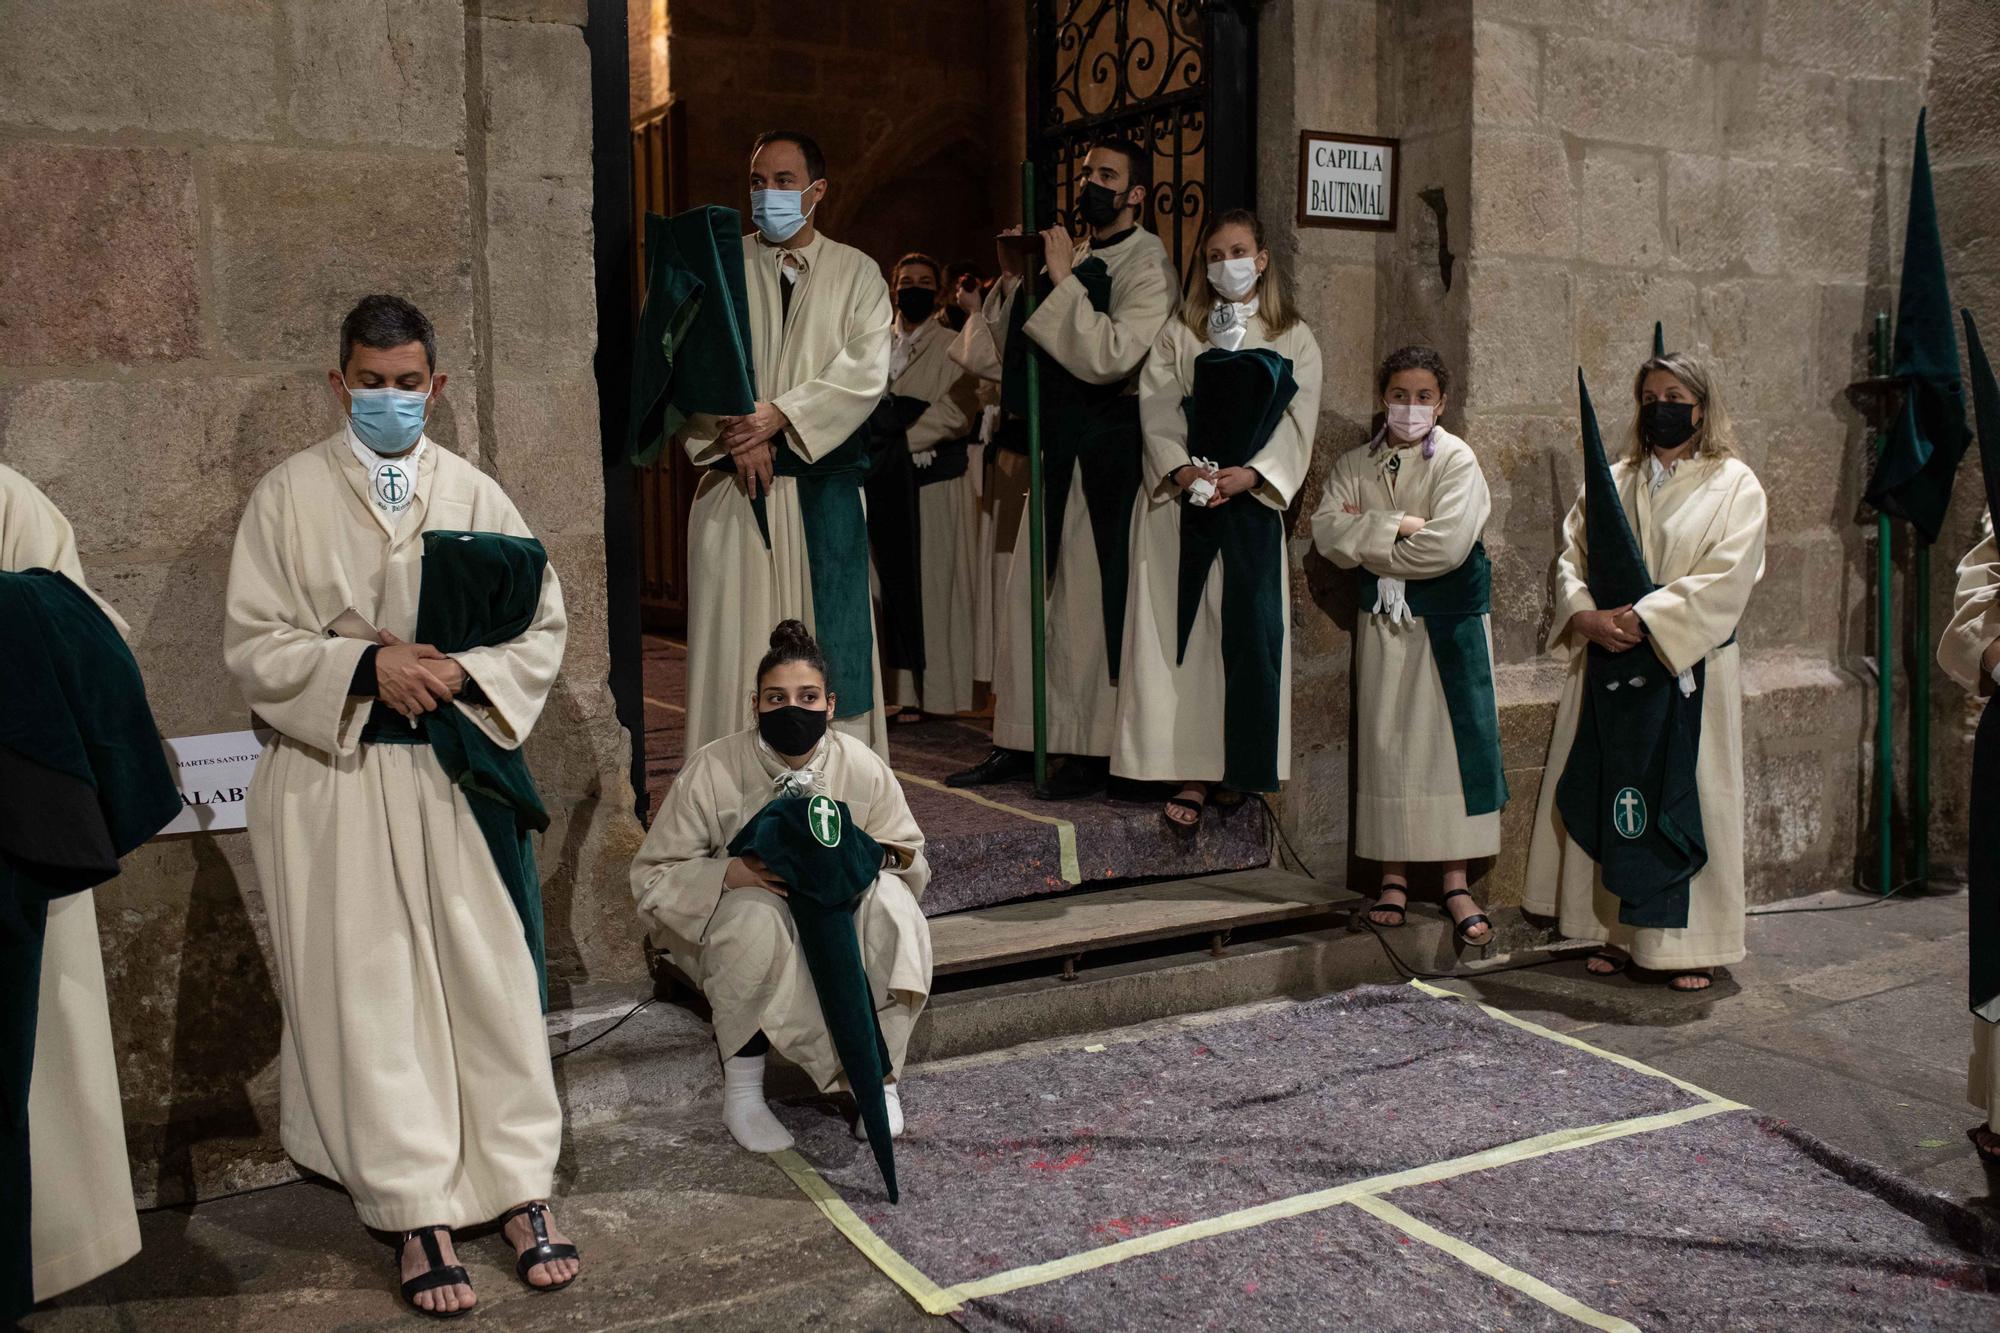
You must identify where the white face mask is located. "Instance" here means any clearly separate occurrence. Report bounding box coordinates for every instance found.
[1385,403,1436,442]
[1206,256,1260,302]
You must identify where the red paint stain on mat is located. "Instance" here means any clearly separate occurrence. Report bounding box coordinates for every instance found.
[1243,1280,1260,1295]
[1029,1149,1093,1172]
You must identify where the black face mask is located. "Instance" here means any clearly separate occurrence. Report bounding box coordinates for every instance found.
[895,287,938,323]
[1077,180,1126,228]
[758,704,829,756]
[1639,400,1698,450]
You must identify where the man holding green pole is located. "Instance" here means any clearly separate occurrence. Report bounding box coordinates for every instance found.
[948,139,1178,799]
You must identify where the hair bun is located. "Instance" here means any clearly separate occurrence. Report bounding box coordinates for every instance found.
[769,618,814,652]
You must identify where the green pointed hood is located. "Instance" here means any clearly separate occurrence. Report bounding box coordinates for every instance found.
[1652,321,1666,358]
[1863,108,1971,545]
[1577,369,1654,610]
[1964,310,2000,523]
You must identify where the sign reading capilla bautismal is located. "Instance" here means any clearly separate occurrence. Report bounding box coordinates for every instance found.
[1297,130,1400,231]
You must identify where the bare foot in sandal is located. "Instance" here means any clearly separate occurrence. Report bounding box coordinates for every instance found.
[1163,781,1208,830]
[1369,871,1409,927]
[1585,947,1628,976]
[1669,969,1713,992]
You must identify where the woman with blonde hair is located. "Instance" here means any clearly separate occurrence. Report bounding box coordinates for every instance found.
[1523,347,1767,992]
[1111,208,1323,827]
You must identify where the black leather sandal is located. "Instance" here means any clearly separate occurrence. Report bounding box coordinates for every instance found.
[398,1226,471,1319]
[499,1201,580,1293]
[1367,884,1409,927]
[1584,948,1628,976]
[1441,887,1492,946]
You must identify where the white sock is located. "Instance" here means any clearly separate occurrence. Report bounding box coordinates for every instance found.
[721,1054,793,1153]
[851,1081,906,1140]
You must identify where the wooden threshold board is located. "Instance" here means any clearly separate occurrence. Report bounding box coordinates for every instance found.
[929,867,1358,977]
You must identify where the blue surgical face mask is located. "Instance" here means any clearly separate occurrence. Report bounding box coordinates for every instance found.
[749,181,822,244]
[346,385,431,455]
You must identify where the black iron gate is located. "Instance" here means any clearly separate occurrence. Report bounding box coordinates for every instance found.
[1028,0,1259,291]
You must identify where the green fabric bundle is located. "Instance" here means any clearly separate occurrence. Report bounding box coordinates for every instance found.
[362,531,553,1008]
[1353,544,1509,816]
[1000,259,1142,679]
[1553,372,1706,929]
[628,206,758,466]
[1864,109,1971,547]
[1960,310,2000,1019]
[0,570,181,1325]
[725,795,899,1202]
[1173,347,1297,792]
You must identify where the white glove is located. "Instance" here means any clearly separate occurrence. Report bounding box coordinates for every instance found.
[1372,576,1415,626]
[912,449,935,470]
[968,442,986,499]
[1185,455,1220,506]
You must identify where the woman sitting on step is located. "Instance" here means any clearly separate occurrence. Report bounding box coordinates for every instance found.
[631,620,934,1153]
[1110,208,1323,831]
[1310,346,1507,947]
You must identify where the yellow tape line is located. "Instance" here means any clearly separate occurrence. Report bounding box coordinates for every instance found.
[1406,978,1746,1108]
[768,1149,962,1315]
[941,1098,1738,1303]
[1349,1193,1641,1333]
[895,769,1082,884]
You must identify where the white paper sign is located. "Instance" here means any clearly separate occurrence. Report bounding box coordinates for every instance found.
[1298,130,1399,230]
[158,730,268,835]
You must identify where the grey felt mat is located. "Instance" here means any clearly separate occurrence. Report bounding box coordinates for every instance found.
[774,986,2000,1331]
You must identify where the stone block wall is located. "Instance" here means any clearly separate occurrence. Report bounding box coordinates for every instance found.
[1260,0,1974,909]
[0,0,638,1207]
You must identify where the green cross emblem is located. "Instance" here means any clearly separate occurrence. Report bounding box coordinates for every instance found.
[807,794,841,848]
[374,465,410,507]
[1612,787,1647,840]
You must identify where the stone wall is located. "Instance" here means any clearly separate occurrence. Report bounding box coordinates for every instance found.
[0,0,641,1206]
[1261,0,1964,907]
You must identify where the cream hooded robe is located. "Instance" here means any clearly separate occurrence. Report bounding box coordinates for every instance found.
[1939,518,2000,1130]
[887,317,980,716]
[991,229,1177,757]
[1311,430,1502,860]
[681,232,894,759]
[223,433,566,1231]
[631,728,932,1089]
[1522,453,1767,970]
[1,464,141,1302]
[1114,316,1322,785]
[950,275,1024,683]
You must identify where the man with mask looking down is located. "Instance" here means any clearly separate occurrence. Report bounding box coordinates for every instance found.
[949,138,1178,798]
[680,130,895,761]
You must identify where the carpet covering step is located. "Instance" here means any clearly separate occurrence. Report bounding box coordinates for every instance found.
[928,867,1352,976]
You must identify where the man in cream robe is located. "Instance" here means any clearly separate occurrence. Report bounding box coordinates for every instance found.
[631,728,931,1129]
[956,142,1178,794]
[680,133,893,759]
[0,464,142,1306]
[224,298,573,1304]
[1941,514,2000,1155]
[1115,315,1322,789]
[888,309,979,716]
[1523,451,1767,974]
[1311,430,1501,861]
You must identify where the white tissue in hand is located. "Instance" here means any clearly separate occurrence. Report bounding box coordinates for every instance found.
[1676,668,1697,697]
[913,449,935,469]
[978,403,1001,446]
[1186,456,1220,505]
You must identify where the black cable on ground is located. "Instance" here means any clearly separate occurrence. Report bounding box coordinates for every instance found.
[1744,877,1929,917]
[549,997,656,1061]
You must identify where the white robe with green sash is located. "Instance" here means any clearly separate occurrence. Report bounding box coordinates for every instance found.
[1522,454,1767,970]
[1114,318,1322,784]
[991,229,1177,757]
[223,434,566,1231]
[887,319,980,716]
[1312,431,1501,860]
[631,729,932,1089]
[681,232,893,759]
[1,464,141,1302]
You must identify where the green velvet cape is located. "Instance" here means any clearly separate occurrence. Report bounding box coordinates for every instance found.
[628,205,758,466]
[1552,372,1707,929]
[725,795,899,1201]
[1173,347,1298,792]
[0,570,180,1325]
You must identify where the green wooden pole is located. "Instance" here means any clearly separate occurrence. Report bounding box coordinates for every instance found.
[1021,161,1049,792]
[1874,312,1895,896]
